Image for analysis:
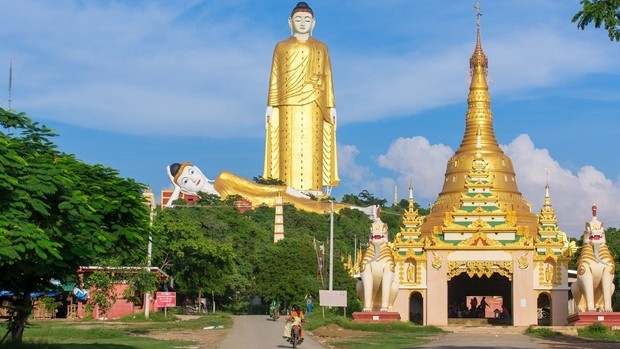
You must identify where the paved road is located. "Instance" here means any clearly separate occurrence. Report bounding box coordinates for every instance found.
[218,316,613,349]
[218,315,325,349]
[418,332,548,349]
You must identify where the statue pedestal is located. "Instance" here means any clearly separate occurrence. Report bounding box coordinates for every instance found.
[567,312,620,327]
[352,311,401,323]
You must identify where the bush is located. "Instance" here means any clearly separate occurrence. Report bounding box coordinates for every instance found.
[584,322,609,334]
[525,326,561,337]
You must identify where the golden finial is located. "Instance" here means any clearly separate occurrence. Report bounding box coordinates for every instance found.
[408,181,415,207]
[470,0,488,70]
[545,168,550,200]
[474,1,481,29]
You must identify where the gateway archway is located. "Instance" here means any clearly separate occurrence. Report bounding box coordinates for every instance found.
[409,292,423,324]
[448,273,511,320]
[537,292,551,326]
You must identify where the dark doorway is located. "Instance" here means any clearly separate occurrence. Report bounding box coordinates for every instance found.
[448,273,511,320]
[409,292,423,324]
[537,293,551,326]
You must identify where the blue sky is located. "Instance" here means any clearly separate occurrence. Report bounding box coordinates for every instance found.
[1,0,618,236]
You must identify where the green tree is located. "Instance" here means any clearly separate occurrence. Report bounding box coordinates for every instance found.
[358,190,388,207]
[253,175,286,185]
[0,109,149,343]
[397,198,410,210]
[152,206,237,304]
[341,193,363,206]
[121,268,161,306]
[341,190,388,207]
[604,227,620,310]
[573,0,620,41]
[255,237,322,307]
[83,271,117,319]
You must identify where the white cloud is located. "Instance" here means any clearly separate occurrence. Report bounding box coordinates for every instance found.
[346,134,620,238]
[376,136,453,199]
[503,134,620,237]
[3,0,272,138]
[337,144,370,184]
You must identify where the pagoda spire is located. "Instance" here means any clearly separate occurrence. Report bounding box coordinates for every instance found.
[459,4,501,154]
[421,3,538,235]
[538,182,559,236]
[535,179,571,271]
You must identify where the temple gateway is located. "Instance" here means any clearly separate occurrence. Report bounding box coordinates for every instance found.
[375,20,572,326]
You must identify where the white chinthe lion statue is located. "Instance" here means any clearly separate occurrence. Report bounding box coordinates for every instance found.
[570,205,616,312]
[356,215,399,312]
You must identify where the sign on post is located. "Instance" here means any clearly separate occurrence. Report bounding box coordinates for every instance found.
[319,290,347,317]
[155,292,176,307]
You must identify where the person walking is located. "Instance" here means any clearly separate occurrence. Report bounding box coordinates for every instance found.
[305,295,313,313]
[479,296,489,318]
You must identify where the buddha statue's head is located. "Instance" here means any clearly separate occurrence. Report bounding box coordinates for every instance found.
[289,2,315,37]
[167,162,207,195]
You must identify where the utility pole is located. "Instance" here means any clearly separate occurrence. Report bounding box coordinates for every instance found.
[144,204,154,319]
[329,201,334,291]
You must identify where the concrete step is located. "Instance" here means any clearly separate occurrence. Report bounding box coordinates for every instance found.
[440,325,578,336]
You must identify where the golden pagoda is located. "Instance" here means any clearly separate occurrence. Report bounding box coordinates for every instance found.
[385,7,571,328]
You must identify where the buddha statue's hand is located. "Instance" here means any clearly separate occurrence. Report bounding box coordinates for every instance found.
[325,108,337,125]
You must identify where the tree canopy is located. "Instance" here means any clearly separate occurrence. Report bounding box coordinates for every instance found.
[573,0,620,41]
[0,109,150,343]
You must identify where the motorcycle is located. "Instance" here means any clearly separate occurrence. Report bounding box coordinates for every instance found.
[289,324,302,348]
[270,307,280,321]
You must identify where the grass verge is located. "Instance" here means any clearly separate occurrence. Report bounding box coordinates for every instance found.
[304,309,443,349]
[2,312,232,349]
[577,322,620,341]
[525,326,563,338]
[526,323,620,345]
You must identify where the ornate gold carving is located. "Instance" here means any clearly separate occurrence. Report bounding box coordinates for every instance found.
[459,231,502,247]
[518,252,529,269]
[506,234,533,247]
[505,211,517,226]
[443,211,454,226]
[406,260,418,284]
[447,261,512,280]
[544,262,554,284]
[431,252,443,270]
[471,218,489,228]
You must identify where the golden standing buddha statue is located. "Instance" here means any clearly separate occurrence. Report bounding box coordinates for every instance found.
[263,2,339,194]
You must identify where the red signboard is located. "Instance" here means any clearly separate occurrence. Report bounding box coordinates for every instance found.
[155,292,176,307]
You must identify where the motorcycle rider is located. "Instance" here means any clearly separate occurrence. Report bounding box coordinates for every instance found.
[269,299,281,320]
[283,304,304,343]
